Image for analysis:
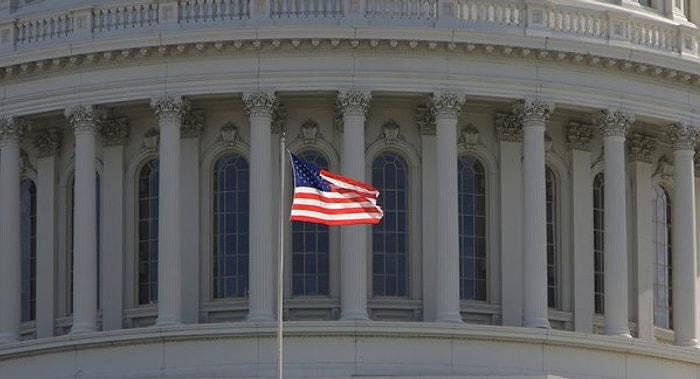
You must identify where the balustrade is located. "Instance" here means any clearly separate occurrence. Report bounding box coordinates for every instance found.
[365,0,437,20]
[93,3,158,33]
[180,0,250,22]
[15,14,72,45]
[455,1,523,26]
[270,0,342,18]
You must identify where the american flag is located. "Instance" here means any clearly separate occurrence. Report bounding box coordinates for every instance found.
[289,153,383,225]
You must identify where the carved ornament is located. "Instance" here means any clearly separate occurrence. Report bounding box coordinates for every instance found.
[300,119,319,144]
[243,92,278,118]
[219,122,240,148]
[459,123,479,146]
[142,127,159,152]
[654,155,673,180]
[597,109,634,138]
[381,119,401,144]
[101,116,129,146]
[151,96,189,124]
[181,109,205,139]
[566,121,593,151]
[666,122,698,151]
[513,99,552,125]
[337,88,371,116]
[431,92,465,121]
[65,105,103,133]
[415,105,435,136]
[0,117,25,145]
[33,127,62,157]
[495,112,522,142]
[626,133,656,163]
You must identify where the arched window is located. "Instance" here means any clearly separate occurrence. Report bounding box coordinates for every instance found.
[212,153,249,299]
[138,159,159,305]
[67,173,102,313]
[546,167,559,309]
[20,179,36,322]
[593,173,605,314]
[291,150,330,297]
[457,155,486,301]
[372,151,408,297]
[652,183,672,329]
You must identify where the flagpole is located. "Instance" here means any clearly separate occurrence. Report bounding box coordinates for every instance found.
[277,133,286,379]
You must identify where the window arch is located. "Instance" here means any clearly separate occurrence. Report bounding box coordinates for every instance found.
[593,173,604,314]
[291,150,330,297]
[457,154,486,301]
[652,183,672,329]
[20,179,36,322]
[371,151,409,297]
[545,166,559,309]
[137,159,159,305]
[212,153,250,299]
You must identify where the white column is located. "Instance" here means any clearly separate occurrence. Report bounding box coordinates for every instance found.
[66,106,101,334]
[598,109,634,337]
[151,96,187,326]
[0,118,23,343]
[495,113,523,327]
[244,92,278,322]
[337,89,371,321]
[34,128,62,338]
[100,117,128,331]
[514,99,552,328]
[180,111,204,324]
[628,134,656,341]
[667,123,699,347]
[431,93,465,323]
[567,122,594,333]
[418,107,438,322]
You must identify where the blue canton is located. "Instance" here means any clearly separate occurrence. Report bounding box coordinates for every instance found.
[291,154,332,192]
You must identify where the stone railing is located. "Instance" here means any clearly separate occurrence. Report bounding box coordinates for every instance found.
[0,0,697,58]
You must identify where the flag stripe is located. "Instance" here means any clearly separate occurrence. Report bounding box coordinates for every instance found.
[290,209,383,224]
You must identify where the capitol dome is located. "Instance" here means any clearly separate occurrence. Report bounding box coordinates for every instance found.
[1,0,700,377]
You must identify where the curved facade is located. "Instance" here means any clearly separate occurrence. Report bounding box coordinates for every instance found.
[1,0,700,377]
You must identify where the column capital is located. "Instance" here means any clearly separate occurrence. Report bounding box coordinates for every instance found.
[181,109,205,139]
[566,121,593,151]
[243,91,278,118]
[33,127,62,157]
[150,96,189,124]
[337,88,371,116]
[0,117,25,145]
[495,112,522,142]
[627,133,656,163]
[597,109,634,138]
[65,105,103,134]
[666,122,698,151]
[101,116,129,146]
[416,105,436,136]
[513,99,552,125]
[694,151,700,177]
[431,92,465,121]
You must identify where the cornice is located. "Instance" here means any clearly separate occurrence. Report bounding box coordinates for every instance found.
[3,39,700,93]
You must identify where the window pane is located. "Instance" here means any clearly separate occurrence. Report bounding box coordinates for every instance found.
[545,167,558,309]
[653,184,672,329]
[138,159,159,305]
[20,180,36,322]
[593,173,605,314]
[458,155,487,301]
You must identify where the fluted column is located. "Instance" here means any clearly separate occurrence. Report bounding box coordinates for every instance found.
[101,117,128,331]
[598,109,634,337]
[496,113,523,326]
[667,122,699,347]
[567,122,594,333]
[431,92,465,323]
[151,96,188,326]
[244,92,278,322]
[34,127,62,338]
[514,99,552,328]
[337,88,371,321]
[66,106,101,333]
[0,118,23,343]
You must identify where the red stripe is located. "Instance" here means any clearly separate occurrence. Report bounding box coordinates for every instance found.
[294,192,377,204]
[290,215,382,225]
[319,169,378,192]
[291,203,383,215]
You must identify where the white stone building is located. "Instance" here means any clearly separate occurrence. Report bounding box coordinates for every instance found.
[1,0,700,377]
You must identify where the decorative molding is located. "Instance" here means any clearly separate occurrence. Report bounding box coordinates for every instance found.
[20,148,34,175]
[0,117,25,145]
[544,133,553,152]
[151,96,189,124]
[654,155,673,181]
[33,127,62,157]
[218,122,240,148]
[513,99,552,125]
[495,112,522,142]
[101,116,129,146]
[299,119,320,144]
[242,92,278,118]
[272,104,287,134]
[141,127,159,152]
[65,105,103,133]
[597,109,635,138]
[626,133,656,163]
[181,109,205,139]
[666,122,698,151]
[415,105,436,136]
[380,119,402,144]
[337,88,371,116]
[431,92,465,120]
[459,123,479,146]
[566,121,593,151]
[694,151,700,177]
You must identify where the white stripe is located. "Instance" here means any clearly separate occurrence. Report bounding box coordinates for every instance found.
[320,173,379,197]
[290,209,383,221]
[292,197,381,210]
[295,186,378,204]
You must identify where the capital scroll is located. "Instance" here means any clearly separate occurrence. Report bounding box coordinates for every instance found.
[0,117,25,145]
[337,88,371,116]
[243,92,278,118]
[597,109,634,138]
[513,99,552,125]
[65,105,103,134]
[151,96,189,124]
[431,93,465,121]
[666,122,698,151]
[33,127,62,157]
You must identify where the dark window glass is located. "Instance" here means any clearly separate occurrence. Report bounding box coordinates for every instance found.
[291,151,330,297]
[372,152,408,297]
[458,155,487,301]
[653,184,672,329]
[546,167,558,309]
[20,179,36,322]
[213,154,249,299]
[593,173,604,314]
[138,159,159,305]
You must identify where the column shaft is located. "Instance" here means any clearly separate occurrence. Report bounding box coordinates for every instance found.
[102,144,124,330]
[36,155,57,338]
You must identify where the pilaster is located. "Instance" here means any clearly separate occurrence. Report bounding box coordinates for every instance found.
[417,105,437,322]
